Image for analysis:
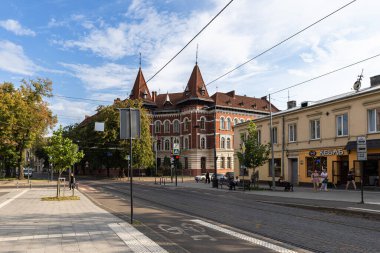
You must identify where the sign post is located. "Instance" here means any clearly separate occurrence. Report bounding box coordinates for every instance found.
[357,136,367,204]
[119,108,141,224]
[173,143,180,186]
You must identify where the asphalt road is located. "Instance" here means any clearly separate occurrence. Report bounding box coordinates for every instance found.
[80,179,380,253]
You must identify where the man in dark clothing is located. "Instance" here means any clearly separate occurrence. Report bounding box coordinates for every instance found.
[69,173,75,190]
[205,172,210,184]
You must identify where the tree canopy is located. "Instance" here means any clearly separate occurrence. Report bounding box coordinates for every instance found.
[0,79,56,178]
[237,121,270,172]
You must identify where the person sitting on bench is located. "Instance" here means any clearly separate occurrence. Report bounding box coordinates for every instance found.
[278,177,293,191]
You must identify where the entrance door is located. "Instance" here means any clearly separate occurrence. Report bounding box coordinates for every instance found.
[201,157,206,173]
[289,158,298,185]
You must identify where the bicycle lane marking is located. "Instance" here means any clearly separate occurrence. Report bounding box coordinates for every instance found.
[0,190,28,209]
[191,219,299,253]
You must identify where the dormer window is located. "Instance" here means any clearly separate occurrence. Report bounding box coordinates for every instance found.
[226,100,232,105]
[252,103,257,109]
[239,101,244,106]
[143,90,148,99]
[200,86,206,96]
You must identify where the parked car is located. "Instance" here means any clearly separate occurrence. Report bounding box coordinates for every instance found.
[211,173,226,182]
[23,168,33,178]
[195,173,207,182]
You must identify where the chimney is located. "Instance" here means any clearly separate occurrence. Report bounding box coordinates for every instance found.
[152,91,157,102]
[370,75,380,87]
[287,100,296,109]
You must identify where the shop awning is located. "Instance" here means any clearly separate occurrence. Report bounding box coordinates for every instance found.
[346,139,380,151]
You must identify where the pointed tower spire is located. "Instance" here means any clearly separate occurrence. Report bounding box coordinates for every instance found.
[195,44,198,65]
[139,52,141,68]
[129,67,152,101]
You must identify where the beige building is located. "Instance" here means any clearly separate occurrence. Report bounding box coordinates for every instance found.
[234,75,380,187]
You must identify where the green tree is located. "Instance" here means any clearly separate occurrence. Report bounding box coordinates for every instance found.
[63,99,153,177]
[237,122,270,178]
[45,126,84,197]
[0,79,56,178]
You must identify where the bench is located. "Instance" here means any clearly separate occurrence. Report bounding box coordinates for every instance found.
[268,180,293,191]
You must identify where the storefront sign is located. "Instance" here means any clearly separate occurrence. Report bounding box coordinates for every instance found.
[309,151,316,157]
[357,136,367,161]
[319,149,344,156]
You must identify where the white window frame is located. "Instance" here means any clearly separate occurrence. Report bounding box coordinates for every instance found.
[227,157,231,168]
[184,137,189,149]
[164,139,170,151]
[164,120,170,133]
[221,137,225,149]
[200,136,206,149]
[272,127,278,144]
[226,137,231,149]
[183,117,189,131]
[155,121,161,133]
[200,117,206,130]
[220,117,225,130]
[288,123,297,143]
[310,119,320,140]
[173,120,180,133]
[226,117,231,130]
[368,108,380,133]
[336,113,348,137]
[234,118,239,126]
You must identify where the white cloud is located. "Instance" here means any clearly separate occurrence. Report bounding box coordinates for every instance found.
[0,40,37,75]
[60,62,135,91]
[0,19,36,36]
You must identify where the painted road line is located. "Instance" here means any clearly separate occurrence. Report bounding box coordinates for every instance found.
[346,207,380,213]
[0,231,114,242]
[366,202,380,205]
[0,190,28,209]
[191,219,298,253]
[109,222,168,253]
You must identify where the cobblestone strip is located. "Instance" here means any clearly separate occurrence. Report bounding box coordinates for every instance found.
[109,223,168,253]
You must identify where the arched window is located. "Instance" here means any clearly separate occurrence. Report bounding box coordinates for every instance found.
[157,139,161,151]
[220,117,225,130]
[173,120,180,133]
[164,120,170,133]
[240,118,244,123]
[221,137,225,149]
[200,117,206,130]
[184,118,189,131]
[184,137,189,149]
[226,118,231,130]
[155,121,161,133]
[174,137,179,145]
[200,137,206,149]
[226,138,231,149]
[164,139,170,150]
[234,118,239,126]
[220,157,225,168]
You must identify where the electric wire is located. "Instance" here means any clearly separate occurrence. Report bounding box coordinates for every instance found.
[268,52,380,96]
[145,0,234,83]
[206,0,357,86]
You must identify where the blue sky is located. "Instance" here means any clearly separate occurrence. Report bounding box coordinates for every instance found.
[1,0,379,128]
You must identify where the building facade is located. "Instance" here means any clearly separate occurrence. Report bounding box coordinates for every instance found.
[234,75,380,187]
[129,64,278,176]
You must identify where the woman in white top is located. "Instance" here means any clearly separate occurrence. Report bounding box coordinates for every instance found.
[319,168,328,191]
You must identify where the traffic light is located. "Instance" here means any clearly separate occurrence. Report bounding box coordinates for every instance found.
[175,155,180,160]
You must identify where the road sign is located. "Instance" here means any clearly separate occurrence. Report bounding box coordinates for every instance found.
[173,143,180,155]
[357,136,367,161]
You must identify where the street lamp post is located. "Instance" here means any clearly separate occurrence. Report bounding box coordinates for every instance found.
[241,142,246,191]
[212,106,218,188]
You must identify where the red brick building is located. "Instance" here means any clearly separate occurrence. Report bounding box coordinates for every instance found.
[130,63,278,176]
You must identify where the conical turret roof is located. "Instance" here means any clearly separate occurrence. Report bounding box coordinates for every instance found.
[129,68,152,101]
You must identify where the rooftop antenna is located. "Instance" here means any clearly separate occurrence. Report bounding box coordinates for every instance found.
[196,44,198,65]
[139,52,141,68]
[353,69,364,91]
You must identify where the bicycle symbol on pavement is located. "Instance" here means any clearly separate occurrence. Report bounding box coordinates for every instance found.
[158,222,217,241]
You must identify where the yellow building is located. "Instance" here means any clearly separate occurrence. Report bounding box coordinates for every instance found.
[234,75,380,187]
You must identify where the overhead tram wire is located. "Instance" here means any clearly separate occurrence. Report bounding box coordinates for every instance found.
[268,52,380,96]
[52,94,111,104]
[146,0,234,83]
[206,0,357,87]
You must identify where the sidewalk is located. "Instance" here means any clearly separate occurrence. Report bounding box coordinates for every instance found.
[0,187,167,253]
[151,180,380,214]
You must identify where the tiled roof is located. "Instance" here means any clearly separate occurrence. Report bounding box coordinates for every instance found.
[211,91,279,112]
[129,68,153,102]
[179,64,213,103]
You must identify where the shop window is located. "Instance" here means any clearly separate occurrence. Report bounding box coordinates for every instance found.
[268,158,281,177]
[368,108,380,133]
[336,113,348,136]
[306,156,327,177]
[310,119,320,140]
[288,123,297,142]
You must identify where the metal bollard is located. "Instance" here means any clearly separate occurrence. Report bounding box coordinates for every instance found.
[29,182,32,189]
[16,181,19,189]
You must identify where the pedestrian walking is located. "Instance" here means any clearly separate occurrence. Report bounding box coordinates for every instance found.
[345,169,356,190]
[205,172,210,184]
[311,170,320,192]
[69,173,75,190]
[319,168,328,191]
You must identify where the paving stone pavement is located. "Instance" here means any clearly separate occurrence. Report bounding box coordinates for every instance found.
[0,188,167,253]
